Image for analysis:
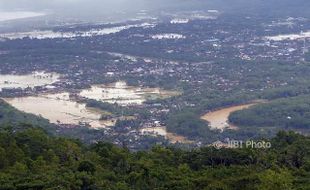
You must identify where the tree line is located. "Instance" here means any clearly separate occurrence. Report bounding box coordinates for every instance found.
[0,125,310,190]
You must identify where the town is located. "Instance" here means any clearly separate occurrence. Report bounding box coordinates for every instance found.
[0,10,309,150]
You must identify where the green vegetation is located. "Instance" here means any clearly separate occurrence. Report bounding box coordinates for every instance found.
[167,111,214,139]
[86,100,129,117]
[1,127,310,189]
[85,99,151,120]
[3,36,310,143]
[229,95,310,130]
[0,100,52,131]
[166,61,310,139]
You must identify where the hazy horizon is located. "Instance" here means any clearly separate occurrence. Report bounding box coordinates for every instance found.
[0,0,309,23]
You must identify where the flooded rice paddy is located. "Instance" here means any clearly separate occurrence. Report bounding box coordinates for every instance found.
[3,93,106,129]
[1,73,186,141]
[1,72,260,142]
[2,76,180,135]
[80,81,181,105]
[0,71,60,91]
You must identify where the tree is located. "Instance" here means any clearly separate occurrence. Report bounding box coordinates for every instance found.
[78,161,96,174]
[258,169,293,190]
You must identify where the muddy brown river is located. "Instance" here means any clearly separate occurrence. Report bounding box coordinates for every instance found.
[201,103,257,130]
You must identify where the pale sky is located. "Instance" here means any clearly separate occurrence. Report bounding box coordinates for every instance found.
[0,0,204,22]
[0,0,133,10]
[0,0,182,11]
[0,0,308,19]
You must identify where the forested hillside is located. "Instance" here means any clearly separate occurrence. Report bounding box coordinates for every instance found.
[229,95,310,130]
[0,100,52,130]
[0,126,310,190]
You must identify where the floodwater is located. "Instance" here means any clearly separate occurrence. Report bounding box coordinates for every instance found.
[265,31,310,41]
[80,81,180,105]
[0,71,60,91]
[3,79,181,138]
[0,23,155,40]
[201,103,257,130]
[0,11,46,22]
[151,33,186,40]
[140,127,193,144]
[2,80,180,129]
[3,93,107,129]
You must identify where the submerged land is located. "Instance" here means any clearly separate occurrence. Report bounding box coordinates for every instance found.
[0,7,310,149]
[1,1,310,189]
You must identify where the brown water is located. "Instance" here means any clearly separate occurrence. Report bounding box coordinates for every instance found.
[140,127,193,144]
[201,103,257,130]
[80,81,181,105]
[3,81,180,129]
[3,93,106,129]
[0,71,60,91]
[3,80,182,140]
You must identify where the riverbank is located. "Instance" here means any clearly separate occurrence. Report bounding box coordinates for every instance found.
[201,100,266,131]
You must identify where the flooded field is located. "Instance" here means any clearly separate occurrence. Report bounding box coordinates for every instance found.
[201,103,257,130]
[265,31,310,41]
[3,93,107,129]
[0,71,60,91]
[0,23,155,40]
[2,78,183,142]
[140,127,193,144]
[0,11,46,22]
[151,33,186,40]
[80,81,181,105]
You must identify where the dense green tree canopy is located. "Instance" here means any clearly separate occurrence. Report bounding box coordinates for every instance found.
[0,126,310,190]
